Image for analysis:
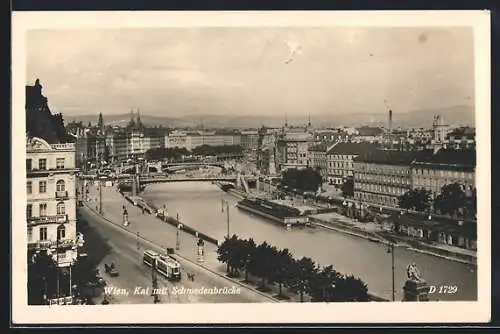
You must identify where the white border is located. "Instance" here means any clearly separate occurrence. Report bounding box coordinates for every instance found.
[11,10,491,324]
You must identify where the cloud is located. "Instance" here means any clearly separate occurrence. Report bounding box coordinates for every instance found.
[26,27,474,117]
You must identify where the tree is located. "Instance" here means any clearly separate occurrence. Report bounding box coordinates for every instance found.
[434,183,467,217]
[398,188,432,212]
[247,241,275,290]
[241,238,256,283]
[28,250,57,305]
[287,256,318,302]
[340,178,354,198]
[270,248,294,298]
[281,167,322,193]
[309,265,339,302]
[216,234,240,275]
[333,274,369,302]
[464,186,477,219]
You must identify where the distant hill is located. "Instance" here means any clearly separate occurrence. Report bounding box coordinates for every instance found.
[68,104,474,129]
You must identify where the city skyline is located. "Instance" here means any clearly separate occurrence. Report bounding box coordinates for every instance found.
[27,27,474,118]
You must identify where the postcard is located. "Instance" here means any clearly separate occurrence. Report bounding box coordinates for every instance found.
[11,10,491,324]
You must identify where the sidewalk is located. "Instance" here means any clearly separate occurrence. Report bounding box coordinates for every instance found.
[86,184,305,303]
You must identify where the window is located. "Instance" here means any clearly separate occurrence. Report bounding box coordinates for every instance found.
[26,159,32,171]
[39,181,47,193]
[39,227,48,241]
[38,159,47,170]
[57,225,66,240]
[27,181,32,194]
[56,158,65,169]
[26,204,32,218]
[56,180,65,192]
[56,202,65,215]
[39,203,47,217]
[27,227,33,241]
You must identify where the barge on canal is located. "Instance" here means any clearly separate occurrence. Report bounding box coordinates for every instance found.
[236,197,310,227]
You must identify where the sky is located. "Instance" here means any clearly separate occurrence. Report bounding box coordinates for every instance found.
[26,27,475,117]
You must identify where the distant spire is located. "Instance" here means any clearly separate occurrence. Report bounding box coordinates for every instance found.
[307,112,311,127]
[285,112,288,127]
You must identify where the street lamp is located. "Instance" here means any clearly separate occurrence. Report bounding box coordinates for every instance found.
[221,199,231,272]
[176,213,182,250]
[221,199,230,239]
[56,223,65,303]
[98,180,103,215]
[386,242,396,302]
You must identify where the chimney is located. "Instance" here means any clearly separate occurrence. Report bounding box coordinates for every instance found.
[388,109,393,150]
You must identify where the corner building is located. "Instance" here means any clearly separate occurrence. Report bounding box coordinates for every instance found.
[26,137,79,296]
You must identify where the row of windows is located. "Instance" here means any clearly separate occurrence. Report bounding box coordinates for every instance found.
[28,225,66,241]
[26,201,67,217]
[355,173,411,185]
[26,158,66,171]
[354,192,398,206]
[413,169,473,179]
[328,162,353,169]
[355,164,410,175]
[355,183,406,196]
[27,180,66,194]
[327,155,355,160]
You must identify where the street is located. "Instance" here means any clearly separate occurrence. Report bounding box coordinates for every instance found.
[78,203,275,304]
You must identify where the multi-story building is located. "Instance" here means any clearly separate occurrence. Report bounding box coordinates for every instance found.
[313,129,349,144]
[165,130,241,151]
[275,124,314,171]
[276,132,313,171]
[353,150,429,207]
[307,143,333,179]
[165,131,189,149]
[352,126,385,144]
[26,136,79,301]
[411,148,476,197]
[444,127,476,150]
[326,142,380,185]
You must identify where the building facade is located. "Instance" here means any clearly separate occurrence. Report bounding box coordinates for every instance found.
[307,143,331,178]
[411,148,476,197]
[275,127,314,171]
[26,137,79,285]
[326,142,380,185]
[353,150,427,207]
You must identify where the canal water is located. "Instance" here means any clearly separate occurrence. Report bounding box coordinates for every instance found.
[141,182,477,301]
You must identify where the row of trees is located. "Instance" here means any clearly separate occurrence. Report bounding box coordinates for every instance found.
[281,167,323,193]
[398,183,477,218]
[217,235,369,302]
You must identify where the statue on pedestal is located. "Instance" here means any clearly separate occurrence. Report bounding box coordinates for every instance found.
[402,263,430,301]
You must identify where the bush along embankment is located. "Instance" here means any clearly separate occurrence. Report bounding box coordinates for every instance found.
[217,234,371,302]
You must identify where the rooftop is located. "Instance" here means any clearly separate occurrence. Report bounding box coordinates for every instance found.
[326,142,380,155]
[355,126,384,137]
[353,149,432,165]
[413,148,476,168]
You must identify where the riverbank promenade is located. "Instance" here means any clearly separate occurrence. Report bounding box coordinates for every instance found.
[86,184,306,302]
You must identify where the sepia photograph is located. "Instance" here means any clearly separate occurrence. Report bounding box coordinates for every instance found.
[11,11,490,324]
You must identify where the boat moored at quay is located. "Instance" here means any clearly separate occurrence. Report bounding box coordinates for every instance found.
[236,197,310,227]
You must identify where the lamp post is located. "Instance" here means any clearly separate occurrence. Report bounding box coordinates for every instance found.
[56,223,65,303]
[176,213,182,250]
[136,232,140,250]
[221,199,230,272]
[98,180,103,215]
[221,199,230,239]
[386,242,396,302]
